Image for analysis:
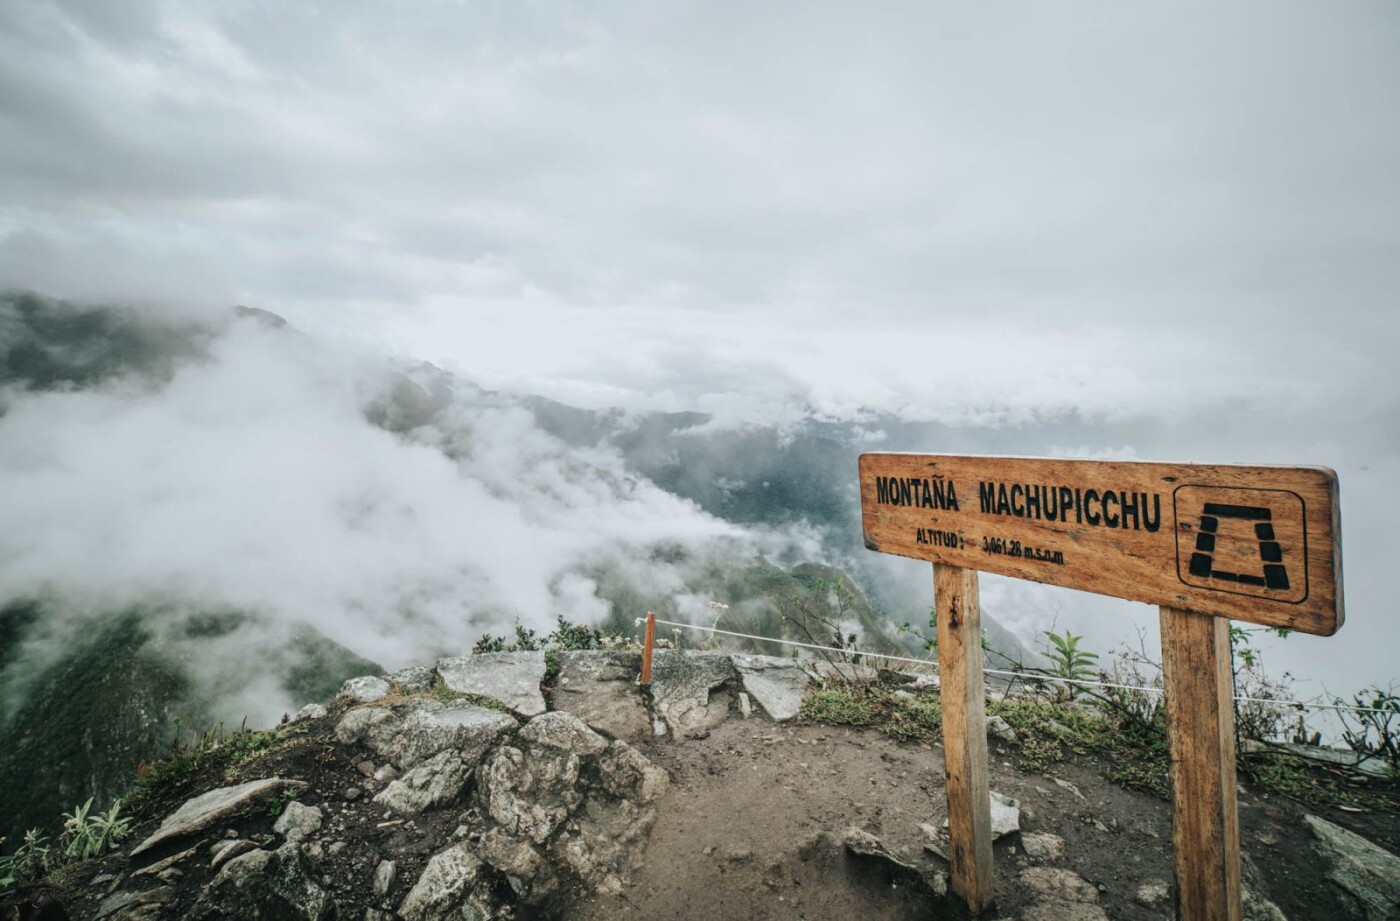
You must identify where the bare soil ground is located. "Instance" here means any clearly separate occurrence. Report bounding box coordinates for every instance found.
[567,716,1396,921]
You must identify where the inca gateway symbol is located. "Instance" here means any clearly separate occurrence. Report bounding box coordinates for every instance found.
[1173,485,1309,604]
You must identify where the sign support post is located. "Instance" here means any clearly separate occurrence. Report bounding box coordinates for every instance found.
[1160,607,1242,921]
[857,453,1343,919]
[934,563,995,914]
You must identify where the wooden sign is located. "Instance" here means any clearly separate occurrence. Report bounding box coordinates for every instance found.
[858,453,1345,920]
[860,454,1343,635]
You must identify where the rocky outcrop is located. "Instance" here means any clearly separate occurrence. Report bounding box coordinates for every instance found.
[730,654,811,721]
[129,777,307,855]
[436,651,547,717]
[649,651,737,736]
[190,844,334,920]
[550,650,651,738]
[1305,814,1400,921]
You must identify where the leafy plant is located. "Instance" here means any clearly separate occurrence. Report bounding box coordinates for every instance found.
[799,684,943,744]
[1228,625,1297,743]
[0,829,55,891]
[60,797,132,859]
[898,605,938,656]
[1335,685,1400,776]
[267,788,301,818]
[1042,630,1099,698]
[548,616,602,651]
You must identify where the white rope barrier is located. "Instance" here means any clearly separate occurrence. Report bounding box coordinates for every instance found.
[642,616,1396,717]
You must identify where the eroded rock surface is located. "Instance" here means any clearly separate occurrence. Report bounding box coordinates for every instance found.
[436,651,547,717]
[649,651,737,736]
[1305,814,1400,921]
[550,650,650,739]
[730,654,811,721]
[191,844,334,920]
[130,777,308,855]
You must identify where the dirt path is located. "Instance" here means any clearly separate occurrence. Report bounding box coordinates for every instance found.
[566,716,1388,920]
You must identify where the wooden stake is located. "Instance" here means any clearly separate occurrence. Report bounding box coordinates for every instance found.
[1160,608,1242,921]
[934,564,994,915]
[640,611,656,686]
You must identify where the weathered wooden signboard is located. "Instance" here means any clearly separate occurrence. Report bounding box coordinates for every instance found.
[858,454,1344,920]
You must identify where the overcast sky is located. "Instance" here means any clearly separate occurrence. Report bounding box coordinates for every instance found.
[1,1,1397,706]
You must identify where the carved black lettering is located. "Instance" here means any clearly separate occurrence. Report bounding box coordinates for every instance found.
[1084,489,1101,525]
[1011,484,1025,517]
[1121,493,1140,530]
[877,476,892,504]
[979,481,995,514]
[946,481,960,511]
[898,478,912,506]
[1103,490,1120,528]
[1026,485,1042,519]
[1143,493,1161,532]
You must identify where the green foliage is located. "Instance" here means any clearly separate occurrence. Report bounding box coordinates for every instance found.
[60,797,132,859]
[472,616,603,655]
[1227,626,1296,743]
[991,697,1169,797]
[549,616,603,651]
[1041,630,1099,698]
[799,684,943,744]
[266,787,301,819]
[471,634,507,654]
[129,723,286,810]
[1335,685,1400,776]
[0,828,54,891]
[898,606,938,655]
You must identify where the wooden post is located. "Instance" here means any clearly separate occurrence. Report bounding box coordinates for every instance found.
[640,611,656,686]
[1160,608,1242,921]
[934,564,994,915]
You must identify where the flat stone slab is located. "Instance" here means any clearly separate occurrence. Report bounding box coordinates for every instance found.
[729,654,811,722]
[131,778,307,855]
[392,703,519,771]
[551,651,650,739]
[437,651,547,717]
[1305,813,1400,921]
[649,651,737,736]
[338,675,391,702]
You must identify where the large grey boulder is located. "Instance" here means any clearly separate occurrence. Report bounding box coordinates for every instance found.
[334,706,397,747]
[339,702,516,771]
[1020,867,1101,903]
[729,654,811,721]
[1022,832,1066,861]
[1305,813,1400,921]
[437,651,547,717]
[95,886,175,920]
[649,650,737,736]
[273,801,323,843]
[130,778,308,855]
[387,664,436,692]
[338,675,391,702]
[474,711,668,898]
[478,713,605,843]
[550,650,650,739]
[398,843,484,921]
[374,749,473,814]
[190,844,335,920]
[550,739,669,895]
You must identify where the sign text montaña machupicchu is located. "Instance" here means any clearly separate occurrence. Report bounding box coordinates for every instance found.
[859,453,1342,635]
